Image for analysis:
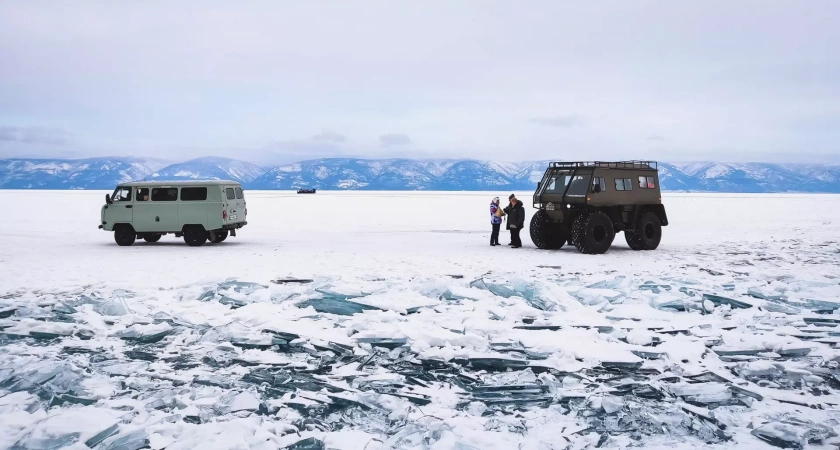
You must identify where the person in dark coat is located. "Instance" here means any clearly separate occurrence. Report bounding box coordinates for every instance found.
[489,196,503,246]
[503,194,525,248]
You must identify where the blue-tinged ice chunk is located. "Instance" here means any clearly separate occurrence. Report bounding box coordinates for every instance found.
[218,279,268,294]
[111,289,136,299]
[747,288,786,302]
[10,407,121,450]
[116,323,172,343]
[806,298,840,311]
[751,420,837,449]
[98,430,150,450]
[761,302,800,315]
[97,361,148,377]
[283,437,326,450]
[1,362,67,392]
[296,296,383,316]
[702,294,752,309]
[651,297,690,312]
[95,297,133,316]
[588,276,628,290]
[193,374,234,389]
[215,391,261,414]
[0,305,16,318]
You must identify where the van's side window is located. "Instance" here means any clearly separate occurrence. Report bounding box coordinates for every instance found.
[226,188,236,200]
[136,188,149,201]
[235,187,244,199]
[151,188,178,201]
[181,187,208,201]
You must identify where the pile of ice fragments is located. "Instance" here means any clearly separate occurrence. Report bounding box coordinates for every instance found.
[1,266,839,449]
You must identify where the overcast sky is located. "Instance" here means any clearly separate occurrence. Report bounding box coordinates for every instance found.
[1,0,838,165]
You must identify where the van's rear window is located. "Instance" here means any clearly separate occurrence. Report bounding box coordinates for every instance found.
[181,187,208,201]
[226,188,236,200]
[151,188,178,201]
[235,187,244,199]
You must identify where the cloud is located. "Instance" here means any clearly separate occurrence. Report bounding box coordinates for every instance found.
[0,126,72,145]
[312,130,347,143]
[647,135,666,141]
[529,115,581,128]
[379,133,412,147]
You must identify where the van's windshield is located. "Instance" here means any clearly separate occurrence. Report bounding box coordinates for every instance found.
[111,187,132,202]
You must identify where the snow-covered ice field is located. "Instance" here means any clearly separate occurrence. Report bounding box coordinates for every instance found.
[1,190,840,449]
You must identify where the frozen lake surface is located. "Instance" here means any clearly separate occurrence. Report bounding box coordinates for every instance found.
[1,190,839,449]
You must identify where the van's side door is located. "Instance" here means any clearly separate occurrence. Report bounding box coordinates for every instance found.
[178,186,209,230]
[134,187,179,232]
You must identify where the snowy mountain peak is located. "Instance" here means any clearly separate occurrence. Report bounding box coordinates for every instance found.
[1,157,839,192]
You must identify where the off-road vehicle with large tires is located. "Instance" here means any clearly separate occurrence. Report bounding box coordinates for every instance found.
[99,180,247,247]
[530,161,668,254]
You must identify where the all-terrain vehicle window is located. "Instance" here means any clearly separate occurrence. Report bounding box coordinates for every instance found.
[565,175,591,196]
[112,187,132,202]
[181,187,208,201]
[151,188,178,201]
[135,188,149,201]
[615,178,632,191]
[226,188,236,200]
[639,176,655,189]
[235,187,244,199]
[592,177,606,192]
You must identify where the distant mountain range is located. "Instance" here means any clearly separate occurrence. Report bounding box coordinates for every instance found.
[1,156,839,192]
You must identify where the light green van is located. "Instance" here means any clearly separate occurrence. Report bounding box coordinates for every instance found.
[99,180,248,247]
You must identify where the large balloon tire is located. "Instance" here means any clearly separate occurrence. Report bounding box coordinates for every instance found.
[529,210,566,250]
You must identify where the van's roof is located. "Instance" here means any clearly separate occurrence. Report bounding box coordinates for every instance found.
[119,180,242,187]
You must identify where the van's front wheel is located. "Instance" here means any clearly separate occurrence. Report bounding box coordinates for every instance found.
[183,226,208,247]
[114,225,136,247]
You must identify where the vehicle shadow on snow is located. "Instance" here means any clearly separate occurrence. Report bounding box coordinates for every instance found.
[95,241,254,248]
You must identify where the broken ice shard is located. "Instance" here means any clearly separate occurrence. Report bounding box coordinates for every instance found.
[283,437,326,450]
[453,358,530,372]
[747,288,786,302]
[470,384,552,407]
[193,374,234,389]
[751,420,837,449]
[702,294,752,309]
[117,323,173,343]
[10,407,120,450]
[356,337,408,349]
[218,279,268,294]
[98,430,150,450]
[806,298,840,311]
[95,297,133,316]
[296,296,383,316]
[215,391,261,413]
[469,277,555,310]
[803,317,840,326]
[0,306,15,318]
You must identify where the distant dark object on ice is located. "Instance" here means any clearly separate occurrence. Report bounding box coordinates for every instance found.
[296,189,316,194]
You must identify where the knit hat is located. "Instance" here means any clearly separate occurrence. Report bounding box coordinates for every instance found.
[493,196,500,202]
[509,194,515,200]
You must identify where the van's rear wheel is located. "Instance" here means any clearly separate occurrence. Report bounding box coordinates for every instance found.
[114,225,136,247]
[183,226,208,247]
[143,234,162,243]
[625,211,662,250]
[210,230,229,244]
[572,211,615,254]
[529,210,565,249]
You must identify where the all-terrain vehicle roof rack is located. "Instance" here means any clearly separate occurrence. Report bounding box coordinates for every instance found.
[547,161,658,170]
